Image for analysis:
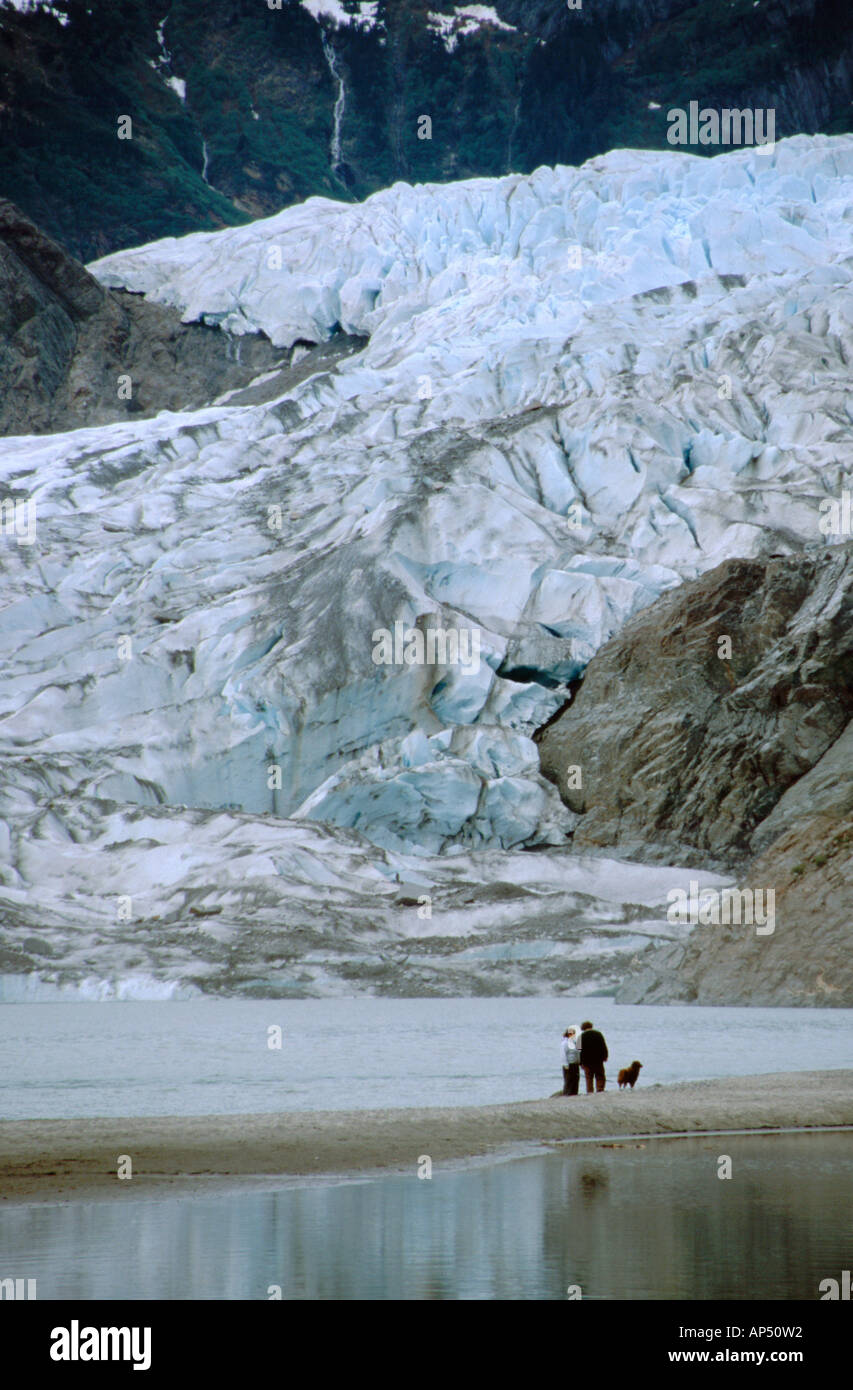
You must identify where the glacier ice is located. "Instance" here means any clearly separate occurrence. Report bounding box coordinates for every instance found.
[2,135,852,993]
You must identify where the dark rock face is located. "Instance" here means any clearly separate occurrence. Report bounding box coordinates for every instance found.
[616,737,853,1006]
[0,199,292,436]
[538,547,853,864]
[537,545,853,1005]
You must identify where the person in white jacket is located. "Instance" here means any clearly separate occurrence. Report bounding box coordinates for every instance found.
[560,1026,581,1096]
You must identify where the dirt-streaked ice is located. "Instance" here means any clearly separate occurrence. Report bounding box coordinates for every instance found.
[1,137,851,994]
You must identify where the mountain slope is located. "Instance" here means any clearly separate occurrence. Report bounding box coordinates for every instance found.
[1,0,851,258]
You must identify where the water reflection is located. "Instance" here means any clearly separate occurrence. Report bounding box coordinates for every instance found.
[0,1133,849,1300]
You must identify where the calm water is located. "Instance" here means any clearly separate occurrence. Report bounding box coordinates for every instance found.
[1,1133,850,1300]
[2,997,852,1119]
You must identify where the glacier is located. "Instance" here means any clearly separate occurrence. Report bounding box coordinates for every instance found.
[1,135,852,995]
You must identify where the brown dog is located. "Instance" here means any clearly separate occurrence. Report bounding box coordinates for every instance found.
[618,1061,643,1089]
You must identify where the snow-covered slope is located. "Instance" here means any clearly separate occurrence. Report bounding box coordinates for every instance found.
[1,136,852,994]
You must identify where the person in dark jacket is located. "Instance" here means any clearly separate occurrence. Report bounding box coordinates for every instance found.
[579,1020,608,1093]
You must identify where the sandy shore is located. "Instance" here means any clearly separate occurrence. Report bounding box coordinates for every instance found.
[1,1070,850,1205]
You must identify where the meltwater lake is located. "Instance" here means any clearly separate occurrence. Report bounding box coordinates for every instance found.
[3,996,853,1119]
[2,1132,850,1300]
[3,998,851,1300]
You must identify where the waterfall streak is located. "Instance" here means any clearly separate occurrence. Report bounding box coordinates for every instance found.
[322,33,347,172]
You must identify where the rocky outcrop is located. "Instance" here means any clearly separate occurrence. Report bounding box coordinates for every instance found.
[0,200,292,435]
[538,545,853,1004]
[615,752,853,1006]
[538,547,853,863]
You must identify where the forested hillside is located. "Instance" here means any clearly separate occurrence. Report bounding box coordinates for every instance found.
[1,0,851,258]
